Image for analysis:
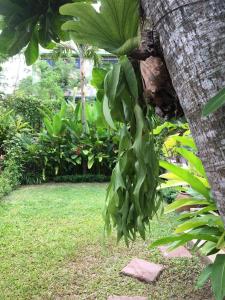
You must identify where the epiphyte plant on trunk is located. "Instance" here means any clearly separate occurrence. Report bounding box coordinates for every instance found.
[60,0,161,244]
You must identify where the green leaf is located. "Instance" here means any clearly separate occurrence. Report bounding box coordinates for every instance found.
[60,0,140,55]
[88,155,95,169]
[25,30,39,65]
[160,161,210,199]
[44,117,53,135]
[105,63,121,102]
[158,180,188,190]
[172,136,197,149]
[102,63,122,128]
[120,56,138,100]
[53,115,63,136]
[160,172,181,180]
[177,205,217,220]
[176,148,206,178]
[202,87,225,116]
[103,95,116,129]
[91,68,107,90]
[216,231,225,249]
[0,1,67,61]
[165,198,210,214]
[150,232,218,248]
[211,254,225,300]
[153,122,177,135]
[196,264,213,288]
[175,215,224,234]
[200,241,218,256]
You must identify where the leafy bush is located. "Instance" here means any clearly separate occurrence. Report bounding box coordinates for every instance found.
[160,187,178,204]
[0,159,21,198]
[17,59,79,101]
[3,95,61,129]
[53,174,110,183]
[0,107,33,195]
[0,173,12,198]
[0,93,119,190]
[152,135,225,300]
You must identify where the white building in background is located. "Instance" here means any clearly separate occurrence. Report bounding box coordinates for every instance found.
[0,54,32,94]
[0,53,94,97]
[0,47,117,97]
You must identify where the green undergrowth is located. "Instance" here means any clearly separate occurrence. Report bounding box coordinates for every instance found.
[53,174,110,183]
[0,184,213,299]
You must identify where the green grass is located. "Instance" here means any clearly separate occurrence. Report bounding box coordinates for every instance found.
[0,183,213,300]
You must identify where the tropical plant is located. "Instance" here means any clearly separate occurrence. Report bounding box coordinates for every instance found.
[0,108,31,197]
[60,0,160,244]
[60,0,140,56]
[196,254,225,300]
[26,100,118,181]
[151,136,225,300]
[103,57,160,244]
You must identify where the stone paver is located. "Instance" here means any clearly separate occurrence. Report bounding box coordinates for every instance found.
[108,297,148,300]
[121,258,164,283]
[158,246,192,258]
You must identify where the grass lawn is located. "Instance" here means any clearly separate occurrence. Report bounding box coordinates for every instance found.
[0,183,213,300]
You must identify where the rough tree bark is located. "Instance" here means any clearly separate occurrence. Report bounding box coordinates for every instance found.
[141,0,225,223]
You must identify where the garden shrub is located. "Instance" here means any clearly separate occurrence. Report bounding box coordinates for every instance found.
[16,58,79,102]
[2,95,61,130]
[160,187,178,204]
[0,98,118,190]
[154,134,225,300]
[53,174,110,183]
[0,159,21,198]
[0,173,12,198]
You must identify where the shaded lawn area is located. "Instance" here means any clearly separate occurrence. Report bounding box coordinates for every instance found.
[0,183,213,300]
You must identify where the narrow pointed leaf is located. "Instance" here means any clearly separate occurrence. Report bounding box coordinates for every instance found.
[202,87,225,116]
[160,160,210,199]
[165,198,210,214]
[176,148,206,178]
[25,30,39,65]
[211,254,225,300]
[196,264,213,288]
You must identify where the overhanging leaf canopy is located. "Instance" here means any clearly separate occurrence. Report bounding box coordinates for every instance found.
[0,0,74,65]
[60,0,140,56]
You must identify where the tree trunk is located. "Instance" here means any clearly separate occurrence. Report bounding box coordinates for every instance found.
[141,0,225,223]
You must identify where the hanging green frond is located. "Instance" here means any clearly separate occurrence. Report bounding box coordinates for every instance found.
[103,57,160,244]
[60,0,140,56]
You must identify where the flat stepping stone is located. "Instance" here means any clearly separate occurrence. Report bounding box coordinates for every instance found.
[108,297,148,300]
[158,246,192,258]
[121,258,164,283]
